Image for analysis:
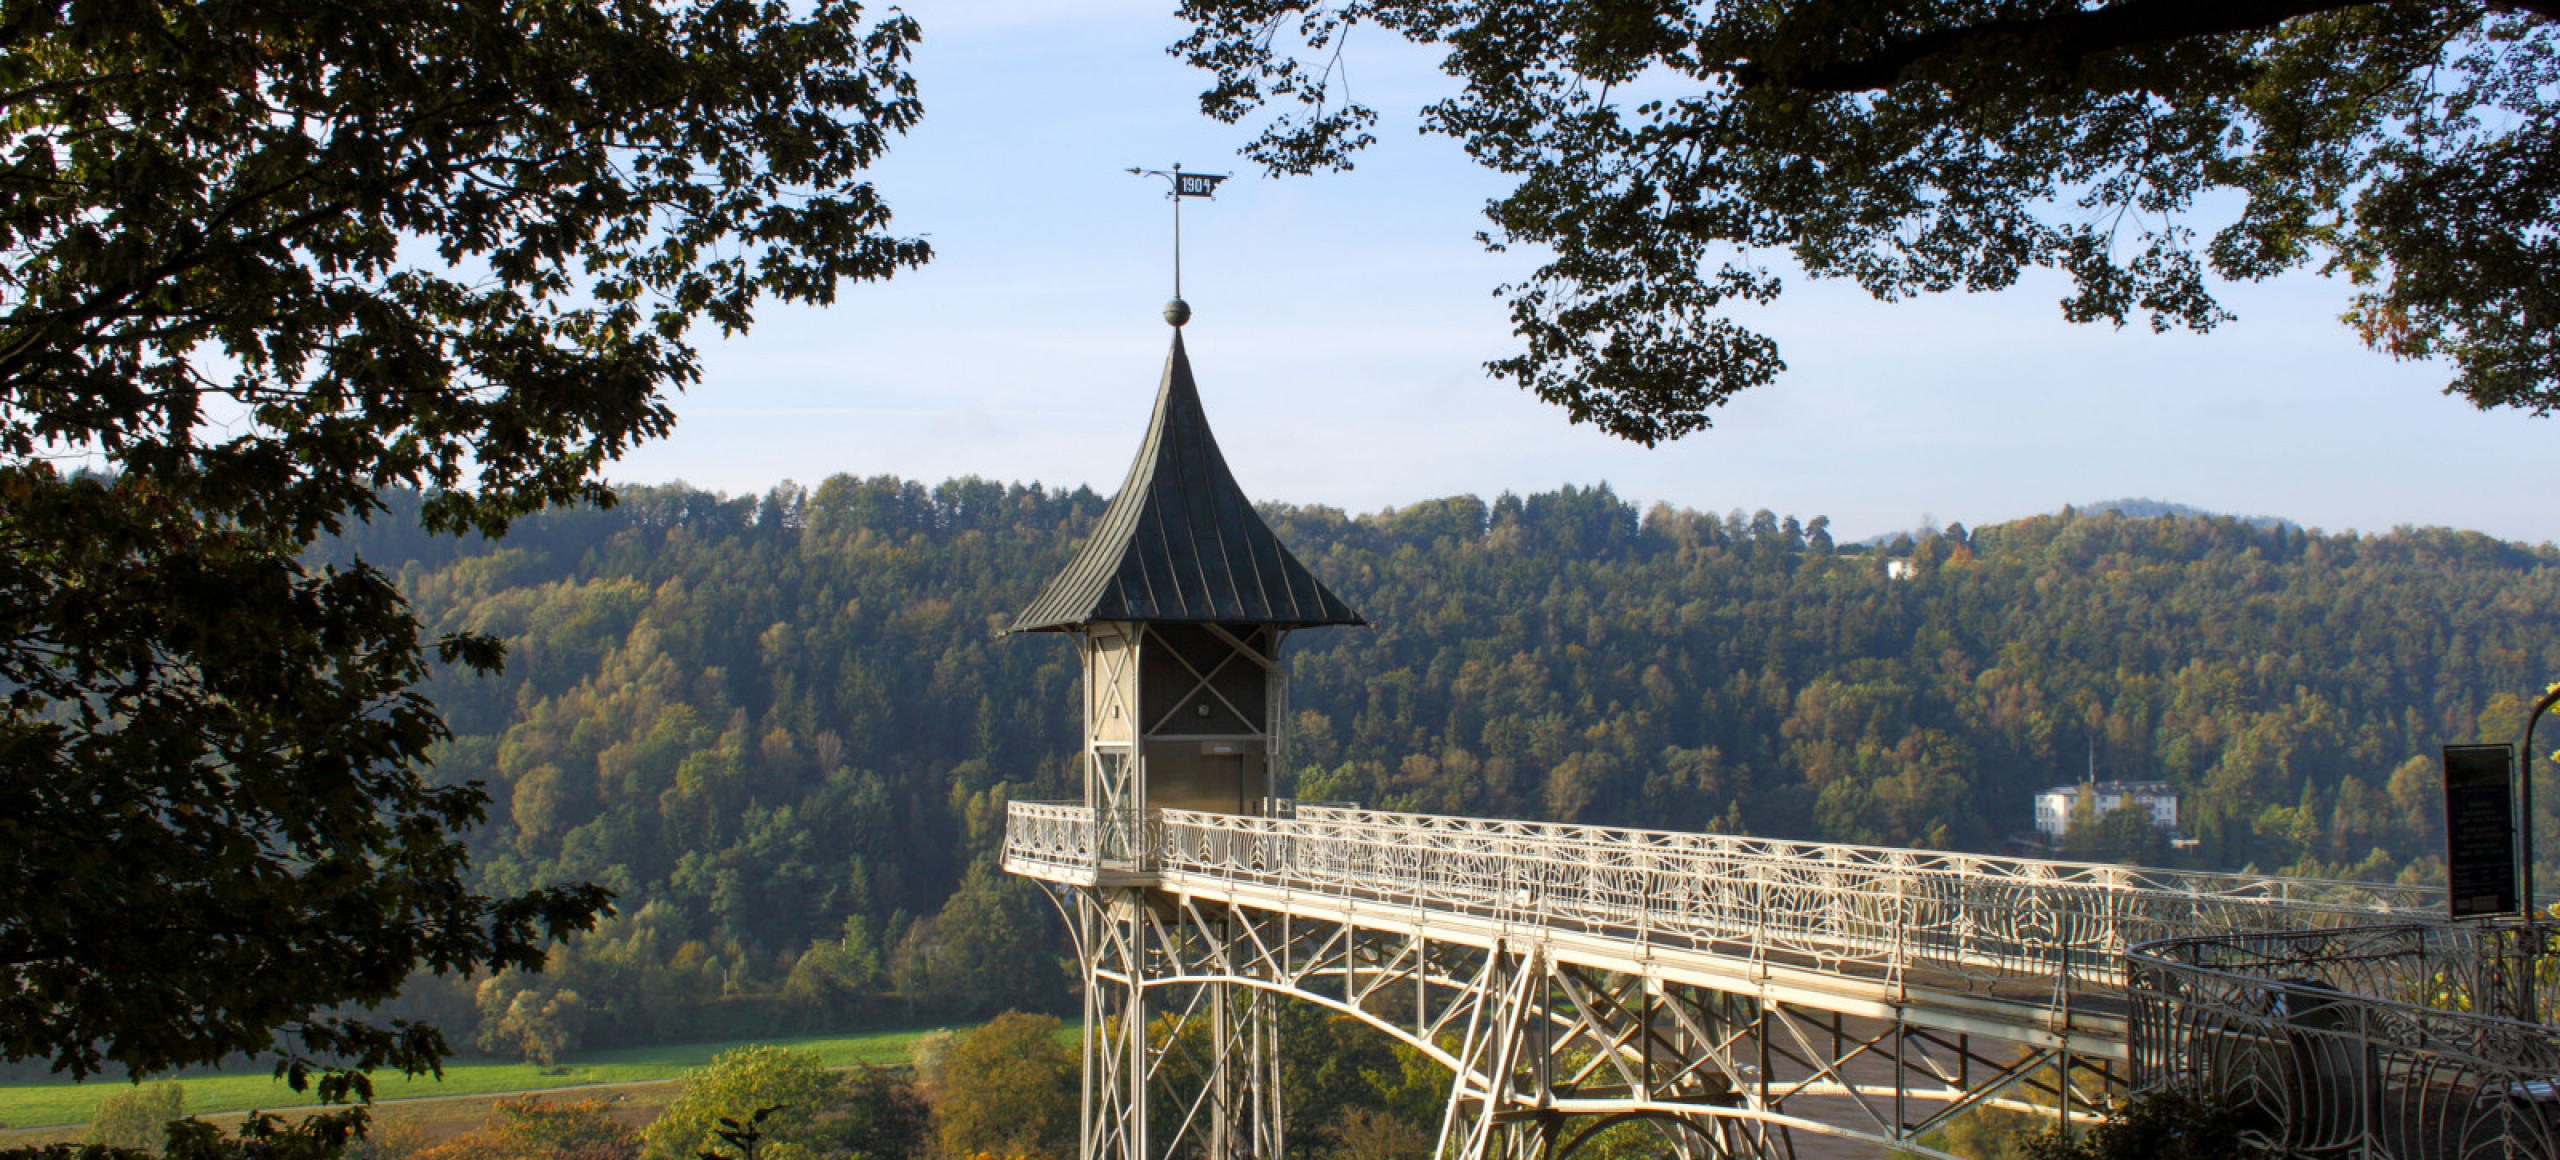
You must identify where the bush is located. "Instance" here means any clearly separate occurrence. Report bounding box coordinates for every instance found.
[85,1083,185,1153]
[1912,1103,2041,1160]
[835,1067,930,1160]
[2020,1086,2248,1160]
[417,1098,636,1160]
[638,1047,847,1160]
[1319,1109,1430,1160]
[904,1030,953,1093]
[10,1111,363,1160]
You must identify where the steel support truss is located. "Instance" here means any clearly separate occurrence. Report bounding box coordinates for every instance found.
[1045,883,2125,1160]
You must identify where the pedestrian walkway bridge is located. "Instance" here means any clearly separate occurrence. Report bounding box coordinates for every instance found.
[1005,801,2557,1159]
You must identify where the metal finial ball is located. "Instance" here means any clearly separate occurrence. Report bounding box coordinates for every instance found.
[1164,298,1192,327]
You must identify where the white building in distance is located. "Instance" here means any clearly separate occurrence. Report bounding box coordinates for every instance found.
[2032,780,2178,838]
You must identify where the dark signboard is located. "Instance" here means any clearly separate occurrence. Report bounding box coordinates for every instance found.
[2444,743,2519,919]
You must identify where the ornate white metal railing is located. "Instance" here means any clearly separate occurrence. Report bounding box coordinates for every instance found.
[1003,800,1101,873]
[1004,800,2440,991]
[1005,802,1164,872]
[2130,924,2560,1157]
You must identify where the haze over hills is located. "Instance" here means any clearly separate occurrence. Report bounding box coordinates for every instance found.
[2078,498,2299,531]
[321,477,2558,1056]
[1857,498,2298,547]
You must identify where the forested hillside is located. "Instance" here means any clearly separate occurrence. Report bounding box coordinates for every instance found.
[334,478,2560,1054]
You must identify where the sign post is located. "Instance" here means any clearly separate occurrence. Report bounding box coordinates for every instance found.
[2444,743,2520,920]
[2515,684,2560,1023]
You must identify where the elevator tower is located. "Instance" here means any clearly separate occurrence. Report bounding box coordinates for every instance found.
[1010,310,1363,1160]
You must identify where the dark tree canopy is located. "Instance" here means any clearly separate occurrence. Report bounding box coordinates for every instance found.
[0,0,927,1091]
[1174,0,2560,443]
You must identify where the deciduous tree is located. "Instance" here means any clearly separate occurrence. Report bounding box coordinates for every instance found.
[0,0,928,1093]
[782,917,886,1023]
[922,861,1069,1018]
[934,1013,1075,1160]
[472,979,587,1069]
[1175,1,2560,441]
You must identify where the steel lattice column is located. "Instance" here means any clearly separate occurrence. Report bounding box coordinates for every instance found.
[1067,886,1284,1160]
[1054,881,2128,1160]
[1076,887,1146,1160]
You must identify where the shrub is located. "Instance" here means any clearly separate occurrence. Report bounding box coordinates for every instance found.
[85,1082,184,1153]
[418,1098,636,1160]
[11,1111,362,1160]
[639,1047,847,1160]
[2020,1086,2248,1160]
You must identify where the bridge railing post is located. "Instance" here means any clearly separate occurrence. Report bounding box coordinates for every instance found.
[1636,840,1656,953]
[1886,864,1903,986]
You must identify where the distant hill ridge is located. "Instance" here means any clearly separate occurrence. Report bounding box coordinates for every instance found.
[1856,497,2298,548]
[2079,497,2297,531]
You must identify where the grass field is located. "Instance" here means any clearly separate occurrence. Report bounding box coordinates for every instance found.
[0,1028,946,1133]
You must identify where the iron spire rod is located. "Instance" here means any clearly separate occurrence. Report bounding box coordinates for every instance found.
[1129,163,1228,305]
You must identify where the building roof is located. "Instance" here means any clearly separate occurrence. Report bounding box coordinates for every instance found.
[1009,331,1365,633]
[2037,780,2176,797]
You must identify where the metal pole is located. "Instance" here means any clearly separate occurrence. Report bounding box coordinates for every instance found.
[1129,162,1222,310]
[2518,683,2560,1021]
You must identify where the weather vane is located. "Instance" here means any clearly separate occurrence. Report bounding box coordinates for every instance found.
[1129,163,1227,326]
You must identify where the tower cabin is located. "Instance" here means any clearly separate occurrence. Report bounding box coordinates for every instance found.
[1009,321,1362,870]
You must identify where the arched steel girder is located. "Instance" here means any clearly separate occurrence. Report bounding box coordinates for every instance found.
[1111,962,2078,1159]
[1042,880,2122,1160]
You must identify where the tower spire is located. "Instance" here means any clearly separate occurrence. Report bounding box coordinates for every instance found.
[1129,163,1228,326]
[1008,332,1363,634]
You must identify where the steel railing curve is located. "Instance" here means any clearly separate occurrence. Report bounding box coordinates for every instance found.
[2128,923,2560,1158]
[1007,800,2439,991]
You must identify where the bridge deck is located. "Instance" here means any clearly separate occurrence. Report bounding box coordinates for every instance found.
[1154,860,2133,1054]
[1006,802,2439,1054]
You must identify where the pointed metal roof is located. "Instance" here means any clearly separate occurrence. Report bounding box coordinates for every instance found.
[1010,331,1365,633]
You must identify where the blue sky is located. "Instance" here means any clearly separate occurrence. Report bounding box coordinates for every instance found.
[608,1,2560,545]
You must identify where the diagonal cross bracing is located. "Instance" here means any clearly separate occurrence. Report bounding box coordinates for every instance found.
[1009,801,2446,1159]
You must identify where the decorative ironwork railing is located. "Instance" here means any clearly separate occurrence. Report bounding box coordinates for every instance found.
[2129,924,2560,1157]
[1005,803,1167,873]
[1003,800,2440,990]
[1004,800,1100,872]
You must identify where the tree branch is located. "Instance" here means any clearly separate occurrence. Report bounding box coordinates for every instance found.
[1741,0,2495,94]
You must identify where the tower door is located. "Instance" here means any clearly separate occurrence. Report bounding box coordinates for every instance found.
[1142,740,1266,815]
[1138,624,1276,816]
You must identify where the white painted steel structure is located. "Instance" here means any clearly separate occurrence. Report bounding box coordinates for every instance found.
[1004,800,2450,1159]
[1000,310,2556,1160]
[2131,923,2560,1157]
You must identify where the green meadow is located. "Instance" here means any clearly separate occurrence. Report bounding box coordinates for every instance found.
[0,1029,940,1130]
